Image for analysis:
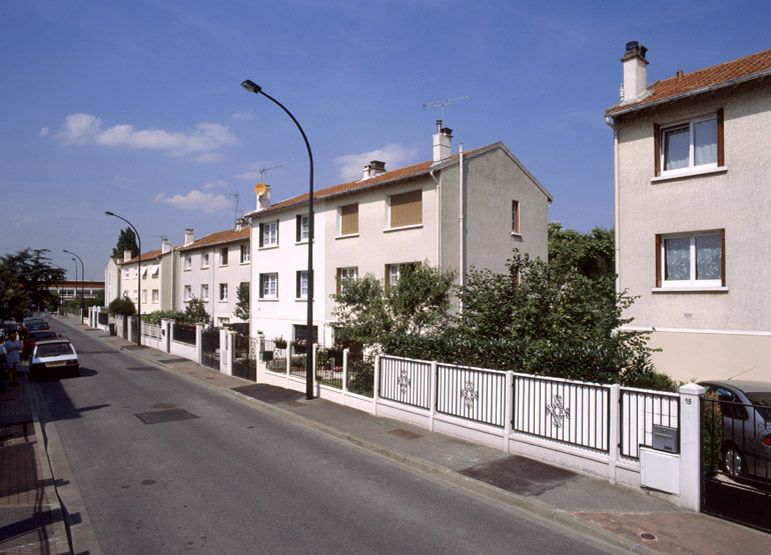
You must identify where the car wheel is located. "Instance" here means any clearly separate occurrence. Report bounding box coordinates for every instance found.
[723,445,746,478]
[70,365,79,378]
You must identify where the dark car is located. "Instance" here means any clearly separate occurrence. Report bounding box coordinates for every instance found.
[23,317,49,332]
[23,330,59,358]
[699,380,771,480]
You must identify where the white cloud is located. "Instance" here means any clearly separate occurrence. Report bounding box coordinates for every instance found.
[55,113,238,158]
[334,143,419,181]
[202,179,228,191]
[39,127,50,137]
[154,190,230,213]
[232,110,256,121]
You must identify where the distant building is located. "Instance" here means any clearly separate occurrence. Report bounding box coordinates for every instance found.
[50,280,105,300]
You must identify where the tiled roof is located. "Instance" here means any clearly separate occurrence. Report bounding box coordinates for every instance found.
[118,249,163,265]
[607,47,771,116]
[178,227,250,252]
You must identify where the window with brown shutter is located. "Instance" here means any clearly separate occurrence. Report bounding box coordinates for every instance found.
[340,204,359,235]
[389,190,422,228]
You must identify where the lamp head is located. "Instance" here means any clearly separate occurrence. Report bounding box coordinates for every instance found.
[105,211,115,216]
[241,80,262,94]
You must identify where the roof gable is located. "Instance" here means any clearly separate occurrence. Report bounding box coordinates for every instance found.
[178,227,249,253]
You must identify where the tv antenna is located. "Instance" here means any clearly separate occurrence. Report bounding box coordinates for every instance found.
[226,192,242,221]
[422,96,470,120]
[259,164,283,181]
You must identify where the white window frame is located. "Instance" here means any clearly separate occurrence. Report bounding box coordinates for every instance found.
[219,283,228,302]
[200,284,209,301]
[660,114,718,177]
[240,243,250,264]
[185,255,192,271]
[152,289,159,303]
[296,271,309,300]
[297,214,310,243]
[201,253,210,268]
[184,285,192,302]
[259,273,278,299]
[659,231,723,288]
[219,247,229,267]
[261,221,279,248]
[141,289,147,303]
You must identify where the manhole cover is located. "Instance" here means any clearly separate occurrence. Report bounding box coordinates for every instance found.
[387,429,423,440]
[157,358,188,364]
[126,366,159,372]
[135,408,199,424]
[640,533,657,541]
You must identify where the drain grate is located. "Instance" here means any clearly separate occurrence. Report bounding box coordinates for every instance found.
[387,428,423,440]
[135,408,199,425]
[126,366,159,372]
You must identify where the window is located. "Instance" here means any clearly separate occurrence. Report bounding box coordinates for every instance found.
[655,110,723,176]
[219,283,228,301]
[259,273,278,299]
[201,253,210,268]
[340,203,359,235]
[295,271,309,299]
[296,214,310,242]
[218,317,230,326]
[656,230,724,288]
[200,284,209,301]
[124,269,129,279]
[220,247,229,266]
[142,289,147,303]
[141,266,148,278]
[259,221,279,247]
[389,190,422,228]
[185,255,192,270]
[184,285,192,301]
[132,289,137,301]
[385,263,417,289]
[152,289,159,303]
[150,264,159,278]
[122,290,129,299]
[512,200,521,234]
[336,267,358,294]
[240,243,250,264]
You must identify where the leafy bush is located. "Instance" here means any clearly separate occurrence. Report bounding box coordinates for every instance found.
[141,310,185,325]
[108,297,136,316]
[184,297,210,325]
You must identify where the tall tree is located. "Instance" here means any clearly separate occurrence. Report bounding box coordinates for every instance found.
[111,227,139,259]
[0,248,66,318]
[233,282,250,321]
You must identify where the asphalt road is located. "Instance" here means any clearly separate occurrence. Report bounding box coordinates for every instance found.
[37,319,616,554]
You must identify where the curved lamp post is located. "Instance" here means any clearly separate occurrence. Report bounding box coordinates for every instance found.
[63,249,85,314]
[241,79,315,400]
[70,258,78,313]
[105,211,142,346]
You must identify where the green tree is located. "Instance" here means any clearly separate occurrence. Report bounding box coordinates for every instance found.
[108,297,136,316]
[548,223,615,283]
[111,227,139,259]
[0,248,66,318]
[233,282,250,321]
[184,297,211,325]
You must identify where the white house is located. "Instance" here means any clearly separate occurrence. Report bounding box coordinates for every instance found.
[246,121,552,347]
[606,43,771,381]
[115,238,175,313]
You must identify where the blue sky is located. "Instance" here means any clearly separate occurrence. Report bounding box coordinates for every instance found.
[1,0,768,280]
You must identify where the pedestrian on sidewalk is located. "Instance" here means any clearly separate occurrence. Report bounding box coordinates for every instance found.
[0,334,6,394]
[5,331,21,386]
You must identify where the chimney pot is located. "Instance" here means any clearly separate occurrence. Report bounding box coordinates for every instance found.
[620,41,649,103]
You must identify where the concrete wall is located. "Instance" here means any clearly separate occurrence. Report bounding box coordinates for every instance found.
[615,79,771,380]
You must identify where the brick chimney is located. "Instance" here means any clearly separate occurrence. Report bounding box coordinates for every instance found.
[361,160,387,180]
[621,41,649,103]
[432,120,453,163]
[184,228,194,246]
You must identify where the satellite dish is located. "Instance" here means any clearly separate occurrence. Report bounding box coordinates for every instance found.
[255,182,267,196]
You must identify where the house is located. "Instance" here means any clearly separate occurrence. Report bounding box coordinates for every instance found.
[245,121,552,347]
[605,42,771,381]
[176,223,251,327]
[115,238,176,312]
[104,256,121,304]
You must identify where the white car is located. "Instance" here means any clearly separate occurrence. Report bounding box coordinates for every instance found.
[30,339,79,379]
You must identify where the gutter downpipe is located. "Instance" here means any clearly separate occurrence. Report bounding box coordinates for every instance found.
[458,143,465,310]
[605,115,621,295]
[430,169,441,268]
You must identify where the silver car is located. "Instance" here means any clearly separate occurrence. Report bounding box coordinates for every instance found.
[699,380,771,480]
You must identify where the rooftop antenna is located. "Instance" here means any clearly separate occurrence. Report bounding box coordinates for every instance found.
[422,96,470,120]
[259,164,283,182]
[225,192,242,221]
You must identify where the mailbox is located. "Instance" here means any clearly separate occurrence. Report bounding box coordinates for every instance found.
[651,424,678,453]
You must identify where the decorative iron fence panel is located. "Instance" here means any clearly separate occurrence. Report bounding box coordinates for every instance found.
[379,356,432,410]
[346,352,374,397]
[620,388,680,459]
[232,334,256,381]
[140,322,162,340]
[436,364,507,428]
[513,374,610,452]
[201,327,220,369]
[262,340,287,374]
[98,312,109,326]
[173,323,196,345]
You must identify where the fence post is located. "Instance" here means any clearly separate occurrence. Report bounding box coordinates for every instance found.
[678,382,705,511]
[373,354,381,416]
[220,328,231,375]
[195,324,204,365]
[160,319,171,353]
[504,371,514,453]
[256,333,265,382]
[312,343,318,394]
[342,348,349,393]
[608,384,621,484]
[429,361,438,432]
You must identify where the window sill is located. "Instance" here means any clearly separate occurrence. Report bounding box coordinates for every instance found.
[240,261,250,265]
[651,166,727,183]
[258,297,279,302]
[295,240,313,246]
[295,298,311,302]
[510,231,523,238]
[335,233,359,240]
[201,266,209,270]
[218,300,228,303]
[652,286,728,293]
[383,224,423,233]
[258,245,279,251]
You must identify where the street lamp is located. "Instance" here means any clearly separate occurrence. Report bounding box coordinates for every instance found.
[241,79,315,400]
[63,249,85,315]
[70,258,78,312]
[105,211,142,346]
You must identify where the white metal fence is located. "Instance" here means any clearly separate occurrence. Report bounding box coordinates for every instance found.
[379,356,432,409]
[620,387,680,459]
[436,364,507,427]
[140,322,162,340]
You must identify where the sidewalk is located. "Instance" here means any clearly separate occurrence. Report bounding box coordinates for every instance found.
[48,315,771,553]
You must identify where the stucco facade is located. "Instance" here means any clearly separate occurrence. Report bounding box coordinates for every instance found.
[609,46,771,382]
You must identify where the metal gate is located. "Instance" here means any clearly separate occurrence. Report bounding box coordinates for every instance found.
[201,327,220,370]
[231,334,256,381]
[701,391,771,533]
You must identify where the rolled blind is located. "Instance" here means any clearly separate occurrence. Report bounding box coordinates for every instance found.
[341,204,359,235]
[390,190,422,227]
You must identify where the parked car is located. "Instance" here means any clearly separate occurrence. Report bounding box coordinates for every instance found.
[0,321,25,339]
[23,317,49,331]
[699,380,771,480]
[22,330,59,358]
[29,339,79,379]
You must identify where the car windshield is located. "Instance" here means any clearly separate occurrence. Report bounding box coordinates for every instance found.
[31,331,57,339]
[36,343,74,357]
[746,392,771,421]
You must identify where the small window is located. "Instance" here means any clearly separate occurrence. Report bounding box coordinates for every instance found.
[152,289,159,303]
[240,243,250,264]
[219,283,228,301]
[259,273,278,299]
[385,262,417,289]
[295,271,309,299]
[340,204,359,235]
[656,110,723,176]
[141,289,147,303]
[184,285,192,301]
[656,230,724,288]
[512,200,520,234]
[151,264,159,278]
[185,255,192,270]
[259,221,279,247]
[201,253,210,268]
[141,266,148,278]
[336,267,358,295]
[220,247,229,266]
[200,284,209,301]
[296,214,310,242]
[389,190,422,228]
